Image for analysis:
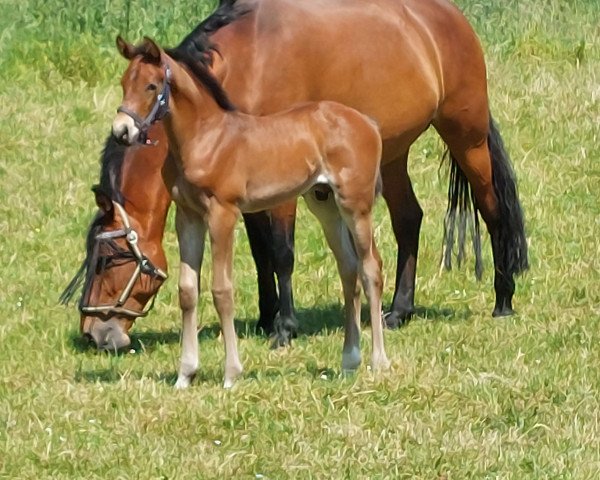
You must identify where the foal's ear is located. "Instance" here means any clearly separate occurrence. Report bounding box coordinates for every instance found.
[116,35,136,60]
[142,37,162,65]
[91,185,114,216]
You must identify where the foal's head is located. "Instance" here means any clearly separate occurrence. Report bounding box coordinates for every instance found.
[112,36,170,146]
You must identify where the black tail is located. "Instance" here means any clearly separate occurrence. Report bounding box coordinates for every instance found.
[441,115,529,280]
[441,151,483,280]
[488,115,529,277]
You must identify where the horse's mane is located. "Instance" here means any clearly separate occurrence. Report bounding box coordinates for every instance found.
[166,0,251,112]
[174,0,251,68]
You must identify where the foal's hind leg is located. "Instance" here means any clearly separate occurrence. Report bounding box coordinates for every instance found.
[339,206,390,372]
[304,190,362,371]
[175,206,207,389]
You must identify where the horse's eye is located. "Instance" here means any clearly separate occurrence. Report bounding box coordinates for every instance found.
[146,83,157,91]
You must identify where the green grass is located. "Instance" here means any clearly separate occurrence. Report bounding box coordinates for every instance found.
[1,0,599,477]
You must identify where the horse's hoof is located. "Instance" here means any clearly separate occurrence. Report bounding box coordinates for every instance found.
[255,321,274,336]
[383,309,413,329]
[269,333,291,349]
[492,306,515,317]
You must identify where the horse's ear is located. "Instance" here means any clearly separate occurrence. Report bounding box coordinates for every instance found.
[116,35,135,60]
[91,185,113,216]
[142,36,162,64]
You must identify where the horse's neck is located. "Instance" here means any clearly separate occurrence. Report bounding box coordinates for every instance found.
[120,131,171,242]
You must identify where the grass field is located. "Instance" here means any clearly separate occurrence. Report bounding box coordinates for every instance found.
[1,0,599,478]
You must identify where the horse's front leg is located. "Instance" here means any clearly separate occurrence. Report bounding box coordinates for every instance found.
[208,203,243,388]
[174,205,207,389]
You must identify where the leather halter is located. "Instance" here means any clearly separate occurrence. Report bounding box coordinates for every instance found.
[79,201,168,318]
[117,65,171,145]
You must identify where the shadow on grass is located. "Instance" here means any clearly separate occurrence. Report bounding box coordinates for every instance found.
[70,302,469,383]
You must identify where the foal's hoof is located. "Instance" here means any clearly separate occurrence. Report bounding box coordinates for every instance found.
[384,309,413,329]
[175,375,193,390]
[371,355,391,372]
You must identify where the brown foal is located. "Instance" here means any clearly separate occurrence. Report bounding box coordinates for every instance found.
[112,37,390,388]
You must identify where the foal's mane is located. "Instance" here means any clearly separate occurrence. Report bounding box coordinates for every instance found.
[61,1,249,304]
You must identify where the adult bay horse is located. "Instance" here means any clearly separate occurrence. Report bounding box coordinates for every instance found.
[113,36,389,387]
[64,0,528,350]
[60,124,172,350]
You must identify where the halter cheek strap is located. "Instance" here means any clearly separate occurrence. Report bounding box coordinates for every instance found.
[117,64,172,145]
[78,201,168,319]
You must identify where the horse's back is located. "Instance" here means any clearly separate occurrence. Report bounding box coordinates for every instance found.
[215,0,487,141]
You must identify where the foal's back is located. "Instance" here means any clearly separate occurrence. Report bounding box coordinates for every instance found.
[223,100,382,213]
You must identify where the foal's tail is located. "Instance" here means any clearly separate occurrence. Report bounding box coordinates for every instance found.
[442,114,528,279]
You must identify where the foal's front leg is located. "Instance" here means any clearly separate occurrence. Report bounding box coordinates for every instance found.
[175,206,207,389]
[208,203,243,388]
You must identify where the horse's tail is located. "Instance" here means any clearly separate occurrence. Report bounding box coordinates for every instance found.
[487,114,529,277]
[441,114,529,279]
[441,151,483,279]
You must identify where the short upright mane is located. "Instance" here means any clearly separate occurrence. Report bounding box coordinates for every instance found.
[165,47,237,112]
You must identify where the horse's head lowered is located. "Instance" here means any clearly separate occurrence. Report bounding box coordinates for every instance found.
[112,36,170,146]
[61,179,168,351]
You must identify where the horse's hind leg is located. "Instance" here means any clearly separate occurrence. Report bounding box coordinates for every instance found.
[243,212,279,335]
[434,109,528,316]
[380,150,423,328]
[174,206,207,389]
[304,190,362,371]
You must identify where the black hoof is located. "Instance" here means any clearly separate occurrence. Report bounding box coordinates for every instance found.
[255,319,274,336]
[384,309,413,329]
[492,306,515,317]
[269,313,298,349]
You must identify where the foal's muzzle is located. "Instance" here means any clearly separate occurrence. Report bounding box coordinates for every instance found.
[112,113,139,146]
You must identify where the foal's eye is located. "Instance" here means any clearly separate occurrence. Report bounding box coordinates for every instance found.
[146,83,157,91]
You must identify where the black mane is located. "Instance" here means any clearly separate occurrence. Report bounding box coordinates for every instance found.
[174,0,250,67]
[166,0,251,112]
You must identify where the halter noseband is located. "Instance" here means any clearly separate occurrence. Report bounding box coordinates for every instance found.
[79,201,168,319]
[117,64,172,145]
